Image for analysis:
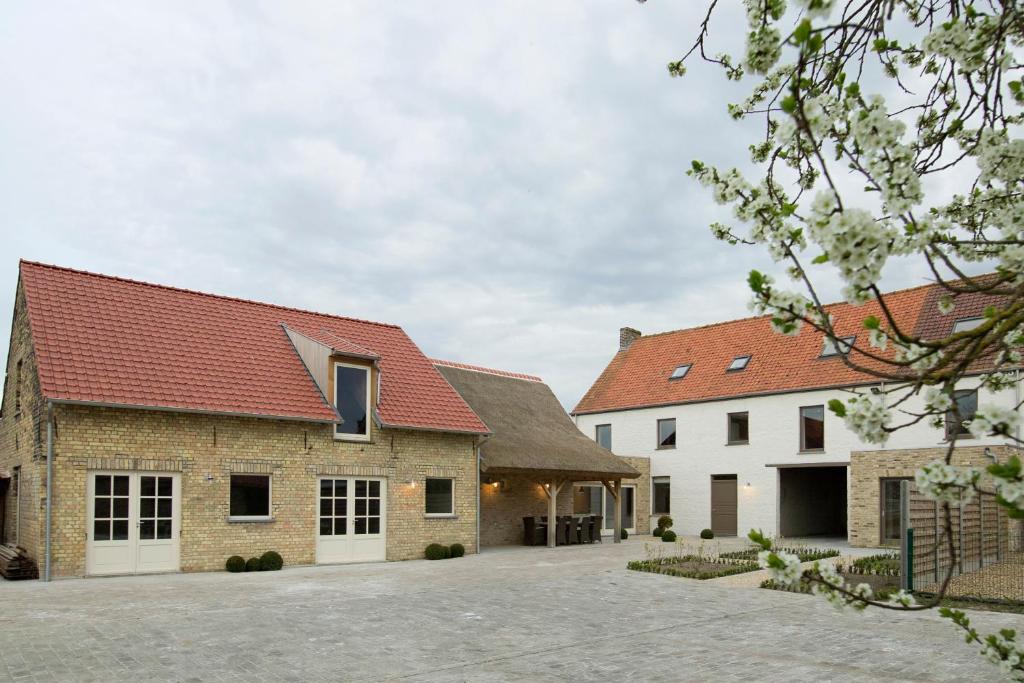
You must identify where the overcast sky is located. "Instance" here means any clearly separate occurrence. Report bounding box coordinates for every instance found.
[0,2,946,408]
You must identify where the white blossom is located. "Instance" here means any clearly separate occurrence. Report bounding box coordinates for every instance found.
[915,461,980,505]
[843,394,891,444]
[924,387,953,413]
[968,405,1021,439]
[758,549,803,586]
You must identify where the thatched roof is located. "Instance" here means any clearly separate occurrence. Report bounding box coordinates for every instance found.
[435,362,639,480]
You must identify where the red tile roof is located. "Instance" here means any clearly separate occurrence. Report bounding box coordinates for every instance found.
[19,261,488,433]
[573,283,942,415]
[431,359,543,383]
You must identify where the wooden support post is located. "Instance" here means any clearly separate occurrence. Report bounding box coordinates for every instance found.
[601,479,622,544]
[542,479,565,548]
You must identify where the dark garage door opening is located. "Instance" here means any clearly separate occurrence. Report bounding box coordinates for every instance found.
[779,466,847,538]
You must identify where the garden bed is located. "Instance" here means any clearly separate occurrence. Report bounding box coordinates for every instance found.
[720,546,840,563]
[628,555,759,580]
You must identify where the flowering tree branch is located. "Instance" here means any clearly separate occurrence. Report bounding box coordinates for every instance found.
[653,0,1024,676]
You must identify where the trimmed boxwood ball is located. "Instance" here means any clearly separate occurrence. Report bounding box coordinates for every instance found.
[449,543,465,558]
[425,543,447,560]
[620,528,628,540]
[657,515,673,530]
[245,557,262,572]
[652,526,664,537]
[700,528,715,540]
[260,551,283,571]
[661,530,677,542]
[225,555,246,573]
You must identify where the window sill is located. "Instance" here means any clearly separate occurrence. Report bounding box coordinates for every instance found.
[334,434,372,443]
[656,445,677,451]
[726,441,749,446]
[227,516,275,524]
[798,449,825,455]
[424,514,458,519]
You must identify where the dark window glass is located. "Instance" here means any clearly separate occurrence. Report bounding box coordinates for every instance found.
[94,520,110,541]
[945,390,978,438]
[653,479,670,515]
[801,406,825,450]
[595,424,612,450]
[728,412,749,444]
[426,478,454,515]
[335,365,369,436]
[229,474,271,517]
[112,520,129,541]
[140,519,155,540]
[96,475,111,496]
[657,418,676,448]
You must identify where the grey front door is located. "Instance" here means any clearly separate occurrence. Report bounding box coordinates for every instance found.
[710,475,738,536]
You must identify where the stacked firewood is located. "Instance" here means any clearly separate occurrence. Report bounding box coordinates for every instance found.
[0,544,38,580]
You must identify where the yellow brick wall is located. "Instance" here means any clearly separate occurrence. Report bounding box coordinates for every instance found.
[849,444,1017,548]
[46,404,479,576]
[0,283,44,563]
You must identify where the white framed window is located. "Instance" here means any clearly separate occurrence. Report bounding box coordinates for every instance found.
[229,474,272,520]
[595,424,612,450]
[952,317,984,334]
[821,335,855,357]
[334,362,371,440]
[425,478,455,516]
[669,363,691,380]
[727,355,751,371]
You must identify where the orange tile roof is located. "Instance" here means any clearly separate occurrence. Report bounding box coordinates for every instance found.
[573,283,942,415]
[19,261,488,433]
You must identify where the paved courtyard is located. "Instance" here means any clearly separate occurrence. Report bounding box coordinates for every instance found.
[1,540,1020,682]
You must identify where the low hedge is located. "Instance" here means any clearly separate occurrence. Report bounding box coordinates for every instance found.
[629,556,759,580]
[425,543,448,560]
[661,530,677,543]
[245,557,262,572]
[657,515,673,530]
[621,528,629,540]
[225,555,246,573]
[450,543,466,558]
[260,551,284,571]
[700,528,714,539]
[652,526,664,537]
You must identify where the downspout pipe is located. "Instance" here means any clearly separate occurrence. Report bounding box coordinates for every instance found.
[44,400,53,582]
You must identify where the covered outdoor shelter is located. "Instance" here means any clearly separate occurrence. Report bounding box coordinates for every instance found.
[435,361,641,548]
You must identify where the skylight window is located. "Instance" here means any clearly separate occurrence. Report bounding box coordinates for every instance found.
[669,364,691,380]
[821,335,855,358]
[953,317,984,334]
[727,355,751,372]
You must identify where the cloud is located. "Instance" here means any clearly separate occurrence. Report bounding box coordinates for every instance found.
[0,2,966,408]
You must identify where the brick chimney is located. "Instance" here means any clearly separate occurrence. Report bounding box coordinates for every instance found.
[619,327,641,352]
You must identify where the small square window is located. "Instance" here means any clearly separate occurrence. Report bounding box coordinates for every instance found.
[727,355,751,372]
[800,405,825,451]
[595,424,612,450]
[657,418,676,449]
[425,478,454,516]
[821,336,855,357]
[229,474,271,519]
[945,390,978,439]
[952,317,984,334]
[727,412,749,444]
[669,364,691,380]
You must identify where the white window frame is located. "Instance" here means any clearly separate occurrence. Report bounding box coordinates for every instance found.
[424,477,455,517]
[821,335,855,357]
[228,473,273,522]
[334,361,372,442]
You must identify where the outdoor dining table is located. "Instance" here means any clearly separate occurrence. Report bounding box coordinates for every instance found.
[526,514,602,546]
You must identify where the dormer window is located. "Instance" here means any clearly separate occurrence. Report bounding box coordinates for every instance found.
[669,364,691,380]
[334,362,371,440]
[821,335,855,358]
[952,317,984,334]
[727,355,751,372]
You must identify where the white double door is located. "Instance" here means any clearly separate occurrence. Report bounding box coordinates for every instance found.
[316,477,386,564]
[86,471,181,576]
